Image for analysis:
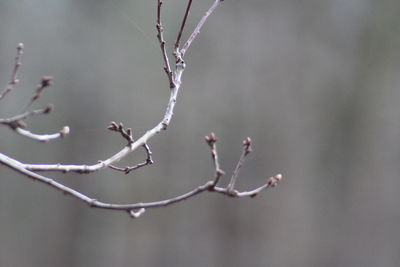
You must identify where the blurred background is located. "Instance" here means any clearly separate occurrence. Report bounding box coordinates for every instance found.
[1,0,400,266]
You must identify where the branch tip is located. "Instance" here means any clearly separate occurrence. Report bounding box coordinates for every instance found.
[175,0,193,49]
[17,42,24,51]
[267,174,283,187]
[243,137,253,155]
[107,121,118,131]
[0,42,25,101]
[156,0,175,89]
[59,126,70,137]
[44,103,54,114]
[41,76,53,87]
[181,0,224,56]
[205,132,217,145]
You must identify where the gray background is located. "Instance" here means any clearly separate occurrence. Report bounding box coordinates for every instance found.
[1,0,400,266]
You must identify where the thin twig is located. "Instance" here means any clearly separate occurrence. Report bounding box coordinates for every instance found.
[15,126,70,142]
[109,143,154,174]
[180,0,224,56]
[215,174,283,198]
[156,0,175,89]
[205,132,225,185]
[175,0,193,49]
[0,43,24,102]
[227,137,252,193]
[0,104,53,125]
[107,121,134,144]
[0,102,68,142]
[20,76,53,112]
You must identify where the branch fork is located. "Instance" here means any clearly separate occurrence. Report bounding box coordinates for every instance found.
[0,0,282,219]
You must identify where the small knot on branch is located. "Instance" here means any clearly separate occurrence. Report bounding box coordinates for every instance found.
[89,199,98,207]
[129,208,146,219]
[175,59,186,71]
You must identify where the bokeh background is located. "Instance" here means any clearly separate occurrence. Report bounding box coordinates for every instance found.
[1,0,400,266]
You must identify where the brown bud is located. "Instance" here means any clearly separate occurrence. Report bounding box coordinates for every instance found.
[267,177,275,186]
[44,103,54,114]
[243,137,252,146]
[243,137,253,154]
[107,121,118,131]
[267,174,282,187]
[17,43,24,51]
[41,76,53,87]
[205,132,217,145]
[126,128,133,137]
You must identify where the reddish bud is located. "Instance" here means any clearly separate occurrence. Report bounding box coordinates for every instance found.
[44,103,54,114]
[17,43,24,51]
[107,121,118,131]
[243,137,253,154]
[205,132,217,145]
[41,76,53,87]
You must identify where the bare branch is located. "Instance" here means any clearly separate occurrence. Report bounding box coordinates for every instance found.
[175,0,193,49]
[0,103,69,142]
[107,121,134,144]
[214,173,283,198]
[227,137,252,193]
[205,132,225,185]
[0,151,282,217]
[20,75,183,173]
[0,0,282,219]
[180,0,224,56]
[21,76,53,112]
[156,0,175,89]
[0,43,24,102]
[109,143,154,174]
[14,126,70,142]
[0,105,53,125]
